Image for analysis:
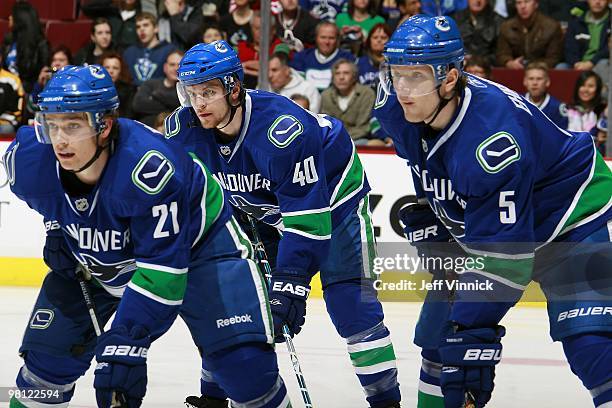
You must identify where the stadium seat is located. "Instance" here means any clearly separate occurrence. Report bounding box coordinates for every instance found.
[46,20,93,54]
[0,0,15,19]
[29,0,76,21]
[0,19,9,45]
[492,68,582,104]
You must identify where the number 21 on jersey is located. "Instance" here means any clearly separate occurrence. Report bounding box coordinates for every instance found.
[152,202,180,238]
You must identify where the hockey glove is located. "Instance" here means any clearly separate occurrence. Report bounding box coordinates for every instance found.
[398,203,464,268]
[94,325,151,408]
[43,231,78,279]
[268,274,310,342]
[439,326,505,408]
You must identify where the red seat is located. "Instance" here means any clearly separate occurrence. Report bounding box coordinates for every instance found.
[491,68,582,105]
[0,0,16,19]
[46,20,93,55]
[30,0,76,21]
[0,19,9,44]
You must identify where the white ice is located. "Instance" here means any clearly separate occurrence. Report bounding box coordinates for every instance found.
[0,287,591,407]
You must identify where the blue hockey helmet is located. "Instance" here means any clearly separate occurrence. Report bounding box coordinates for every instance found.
[380,15,464,97]
[35,65,119,144]
[176,41,244,107]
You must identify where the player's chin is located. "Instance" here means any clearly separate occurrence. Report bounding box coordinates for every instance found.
[401,106,423,123]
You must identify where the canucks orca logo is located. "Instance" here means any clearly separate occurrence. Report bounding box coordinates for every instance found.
[229,195,280,220]
[268,115,303,148]
[433,200,465,238]
[81,254,136,283]
[131,150,175,194]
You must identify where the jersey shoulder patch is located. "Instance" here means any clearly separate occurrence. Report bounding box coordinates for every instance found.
[164,107,189,139]
[475,131,521,174]
[131,150,175,195]
[267,114,304,148]
[2,140,18,187]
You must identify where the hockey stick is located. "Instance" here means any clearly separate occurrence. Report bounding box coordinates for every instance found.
[76,267,127,408]
[246,216,314,408]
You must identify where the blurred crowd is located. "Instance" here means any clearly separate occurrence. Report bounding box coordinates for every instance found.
[0,0,609,154]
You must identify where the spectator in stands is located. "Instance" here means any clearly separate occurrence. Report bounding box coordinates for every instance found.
[101,51,136,118]
[566,70,606,132]
[394,0,422,27]
[74,18,116,66]
[123,12,176,86]
[523,61,568,128]
[464,55,492,79]
[219,0,254,48]
[132,50,183,126]
[82,0,141,52]
[590,115,607,155]
[321,59,375,144]
[539,0,574,25]
[269,52,321,112]
[1,1,49,94]
[202,25,226,44]
[562,0,610,82]
[0,52,24,133]
[291,21,355,92]
[421,0,467,15]
[455,0,504,65]
[300,0,348,21]
[496,0,563,69]
[336,0,385,54]
[290,93,311,109]
[157,0,204,50]
[238,11,290,88]
[276,0,320,50]
[29,46,73,114]
[357,23,392,89]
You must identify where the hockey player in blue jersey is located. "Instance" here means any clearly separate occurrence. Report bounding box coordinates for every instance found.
[164,40,401,407]
[376,15,612,408]
[3,65,291,408]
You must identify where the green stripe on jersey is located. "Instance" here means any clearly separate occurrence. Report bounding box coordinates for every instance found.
[282,210,331,238]
[561,152,612,234]
[331,149,365,209]
[131,266,188,302]
[189,152,225,236]
[349,344,396,368]
[469,254,534,287]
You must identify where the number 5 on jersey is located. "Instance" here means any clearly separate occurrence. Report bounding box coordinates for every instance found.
[152,202,180,238]
[293,156,319,187]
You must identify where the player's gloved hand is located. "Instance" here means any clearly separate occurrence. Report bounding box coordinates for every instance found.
[439,325,505,408]
[43,231,78,278]
[398,202,463,265]
[94,325,151,408]
[268,274,310,342]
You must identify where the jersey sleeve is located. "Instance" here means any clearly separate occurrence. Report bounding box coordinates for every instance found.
[450,130,536,328]
[112,150,193,340]
[259,117,332,280]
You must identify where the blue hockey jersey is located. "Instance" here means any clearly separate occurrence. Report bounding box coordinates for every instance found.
[165,90,370,279]
[524,92,569,130]
[374,75,612,296]
[3,119,229,335]
[290,48,355,92]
